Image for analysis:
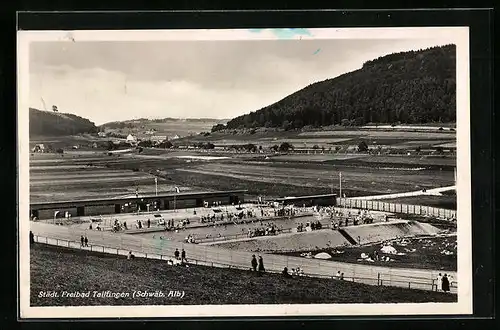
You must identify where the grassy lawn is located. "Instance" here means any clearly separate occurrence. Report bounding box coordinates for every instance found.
[30,243,457,306]
[280,235,457,272]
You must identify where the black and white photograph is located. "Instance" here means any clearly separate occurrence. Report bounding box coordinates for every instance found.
[17,27,472,318]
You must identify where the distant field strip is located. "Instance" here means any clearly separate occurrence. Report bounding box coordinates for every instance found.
[30,171,152,181]
[299,131,455,139]
[271,154,367,162]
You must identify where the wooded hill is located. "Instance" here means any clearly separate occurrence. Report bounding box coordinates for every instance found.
[29,108,98,137]
[218,44,456,131]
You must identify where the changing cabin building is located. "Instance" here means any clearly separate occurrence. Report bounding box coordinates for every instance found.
[30,190,247,220]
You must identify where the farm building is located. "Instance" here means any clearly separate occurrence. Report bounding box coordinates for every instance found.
[30,190,247,220]
[97,132,107,137]
[150,135,167,143]
[32,144,45,153]
[126,134,137,143]
[274,194,338,207]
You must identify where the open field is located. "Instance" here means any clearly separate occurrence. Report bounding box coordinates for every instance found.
[30,148,455,202]
[29,153,203,203]
[175,161,455,197]
[30,243,457,306]
[281,234,457,272]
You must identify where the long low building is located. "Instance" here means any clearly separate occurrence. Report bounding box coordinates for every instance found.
[30,190,247,220]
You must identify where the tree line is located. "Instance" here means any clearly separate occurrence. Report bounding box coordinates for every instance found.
[214,44,456,132]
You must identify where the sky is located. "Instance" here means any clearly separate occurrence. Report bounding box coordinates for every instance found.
[29,35,455,125]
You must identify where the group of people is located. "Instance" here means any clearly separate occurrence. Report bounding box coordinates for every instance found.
[281,266,305,278]
[80,235,89,247]
[174,248,187,263]
[334,271,345,280]
[247,223,281,238]
[251,254,265,273]
[436,273,452,293]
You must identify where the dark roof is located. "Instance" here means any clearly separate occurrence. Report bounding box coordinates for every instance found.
[30,190,248,207]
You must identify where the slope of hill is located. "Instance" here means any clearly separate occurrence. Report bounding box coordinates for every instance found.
[221,45,456,131]
[29,108,98,137]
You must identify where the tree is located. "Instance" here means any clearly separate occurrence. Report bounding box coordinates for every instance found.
[211,124,226,132]
[341,119,351,127]
[52,105,58,112]
[415,146,422,153]
[358,141,369,152]
[312,145,319,150]
[279,142,293,152]
[282,120,292,131]
[138,140,153,148]
[159,140,173,149]
[270,144,279,152]
[107,141,115,150]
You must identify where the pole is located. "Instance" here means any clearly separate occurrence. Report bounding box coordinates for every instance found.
[174,194,176,213]
[339,172,342,208]
[155,177,158,196]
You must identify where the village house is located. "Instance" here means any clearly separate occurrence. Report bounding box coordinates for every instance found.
[126,134,137,143]
[32,144,45,153]
[97,131,107,138]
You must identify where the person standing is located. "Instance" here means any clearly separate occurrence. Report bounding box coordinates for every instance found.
[29,231,34,245]
[436,273,443,291]
[84,236,89,247]
[251,255,258,271]
[80,235,85,247]
[258,256,265,272]
[147,218,151,228]
[181,249,186,263]
[174,248,180,260]
[442,274,450,293]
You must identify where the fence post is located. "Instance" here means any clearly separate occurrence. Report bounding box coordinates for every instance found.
[377,273,380,285]
[408,282,411,289]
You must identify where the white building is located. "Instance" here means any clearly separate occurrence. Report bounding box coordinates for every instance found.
[126,134,137,143]
[170,134,180,140]
[97,132,107,137]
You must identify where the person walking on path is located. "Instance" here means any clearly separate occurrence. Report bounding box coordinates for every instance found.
[442,274,450,293]
[174,248,180,260]
[147,218,151,228]
[181,249,186,263]
[80,235,85,247]
[251,255,258,271]
[84,236,89,247]
[436,273,443,292]
[258,256,265,272]
[282,267,291,278]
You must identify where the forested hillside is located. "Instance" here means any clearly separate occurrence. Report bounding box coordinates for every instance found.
[29,108,98,137]
[220,44,456,131]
